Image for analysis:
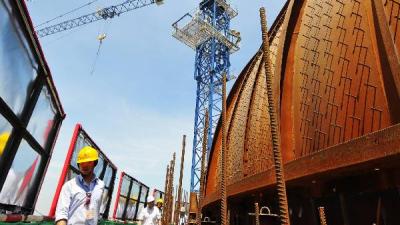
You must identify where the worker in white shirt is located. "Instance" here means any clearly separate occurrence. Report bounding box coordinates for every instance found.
[55,146,105,225]
[138,196,161,225]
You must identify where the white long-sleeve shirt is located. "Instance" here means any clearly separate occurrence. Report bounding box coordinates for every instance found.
[138,206,161,225]
[55,176,104,225]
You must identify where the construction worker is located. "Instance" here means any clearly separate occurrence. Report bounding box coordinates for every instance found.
[137,195,161,225]
[156,198,163,212]
[55,146,105,225]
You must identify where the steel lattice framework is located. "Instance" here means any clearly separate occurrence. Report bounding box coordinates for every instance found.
[172,0,239,192]
[36,0,163,38]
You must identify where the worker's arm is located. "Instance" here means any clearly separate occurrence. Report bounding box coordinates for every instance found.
[55,184,71,225]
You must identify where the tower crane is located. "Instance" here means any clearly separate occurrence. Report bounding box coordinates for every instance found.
[172,0,240,192]
[36,0,164,38]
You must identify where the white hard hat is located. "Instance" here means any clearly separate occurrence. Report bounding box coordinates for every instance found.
[147,195,155,203]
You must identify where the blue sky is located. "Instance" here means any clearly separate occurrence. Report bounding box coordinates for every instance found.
[26,0,286,216]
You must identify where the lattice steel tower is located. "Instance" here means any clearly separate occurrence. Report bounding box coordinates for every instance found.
[172,0,239,192]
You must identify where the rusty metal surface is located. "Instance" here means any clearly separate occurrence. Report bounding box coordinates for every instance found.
[382,0,400,52]
[203,123,400,207]
[189,192,199,225]
[285,0,393,159]
[372,0,400,118]
[203,0,400,208]
[205,3,287,197]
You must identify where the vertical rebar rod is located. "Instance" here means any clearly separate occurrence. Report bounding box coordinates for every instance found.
[259,7,290,225]
[166,161,172,225]
[197,111,209,225]
[163,165,170,225]
[221,73,228,225]
[171,153,176,224]
[175,135,186,225]
[169,186,175,225]
[376,197,382,225]
[168,153,176,225]
[165,162,171,225]
[255,203,260,225]
[318,207,328,225]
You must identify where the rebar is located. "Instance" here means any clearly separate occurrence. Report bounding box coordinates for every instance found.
[169,186,175,224]
[169,153,176,224]
[165,162,172,225]
[197,111,209,225]
[166,153,176,225]
[175,136,186,225]
[221,73,228,225]
[162,165,170,225]
[318,207,327,225]
[259,7,290,225]
[255,203,260,225]
[165,163,171,225]
[376,197,382,225]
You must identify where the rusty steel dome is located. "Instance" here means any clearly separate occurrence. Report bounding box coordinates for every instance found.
[202,1,400,223]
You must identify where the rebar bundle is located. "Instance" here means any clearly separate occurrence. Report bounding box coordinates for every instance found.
[259,7,290,225]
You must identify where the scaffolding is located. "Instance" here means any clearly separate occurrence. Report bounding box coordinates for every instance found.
[172,11,239,53]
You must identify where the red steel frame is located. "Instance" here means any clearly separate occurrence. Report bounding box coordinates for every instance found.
[48,124,80,217]
[112,172,150,221]
[48,123,117,217]
[113,172,125,219]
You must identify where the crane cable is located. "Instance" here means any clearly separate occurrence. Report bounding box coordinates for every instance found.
[90,19,112,75]
[35,0,100,28]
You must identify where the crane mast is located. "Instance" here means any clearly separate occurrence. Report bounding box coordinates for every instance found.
[172,0,240,192]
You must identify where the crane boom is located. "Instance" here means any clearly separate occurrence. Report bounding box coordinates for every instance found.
[36,0,163,38]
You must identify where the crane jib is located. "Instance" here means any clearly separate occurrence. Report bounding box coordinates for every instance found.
[36,0,163,38]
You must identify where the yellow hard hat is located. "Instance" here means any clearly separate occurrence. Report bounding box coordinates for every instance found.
[157,198,163,204]
[77,146,99,164]
[0,132,10,156]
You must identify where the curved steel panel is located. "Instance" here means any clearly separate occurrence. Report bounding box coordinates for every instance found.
[204,0,400,206]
